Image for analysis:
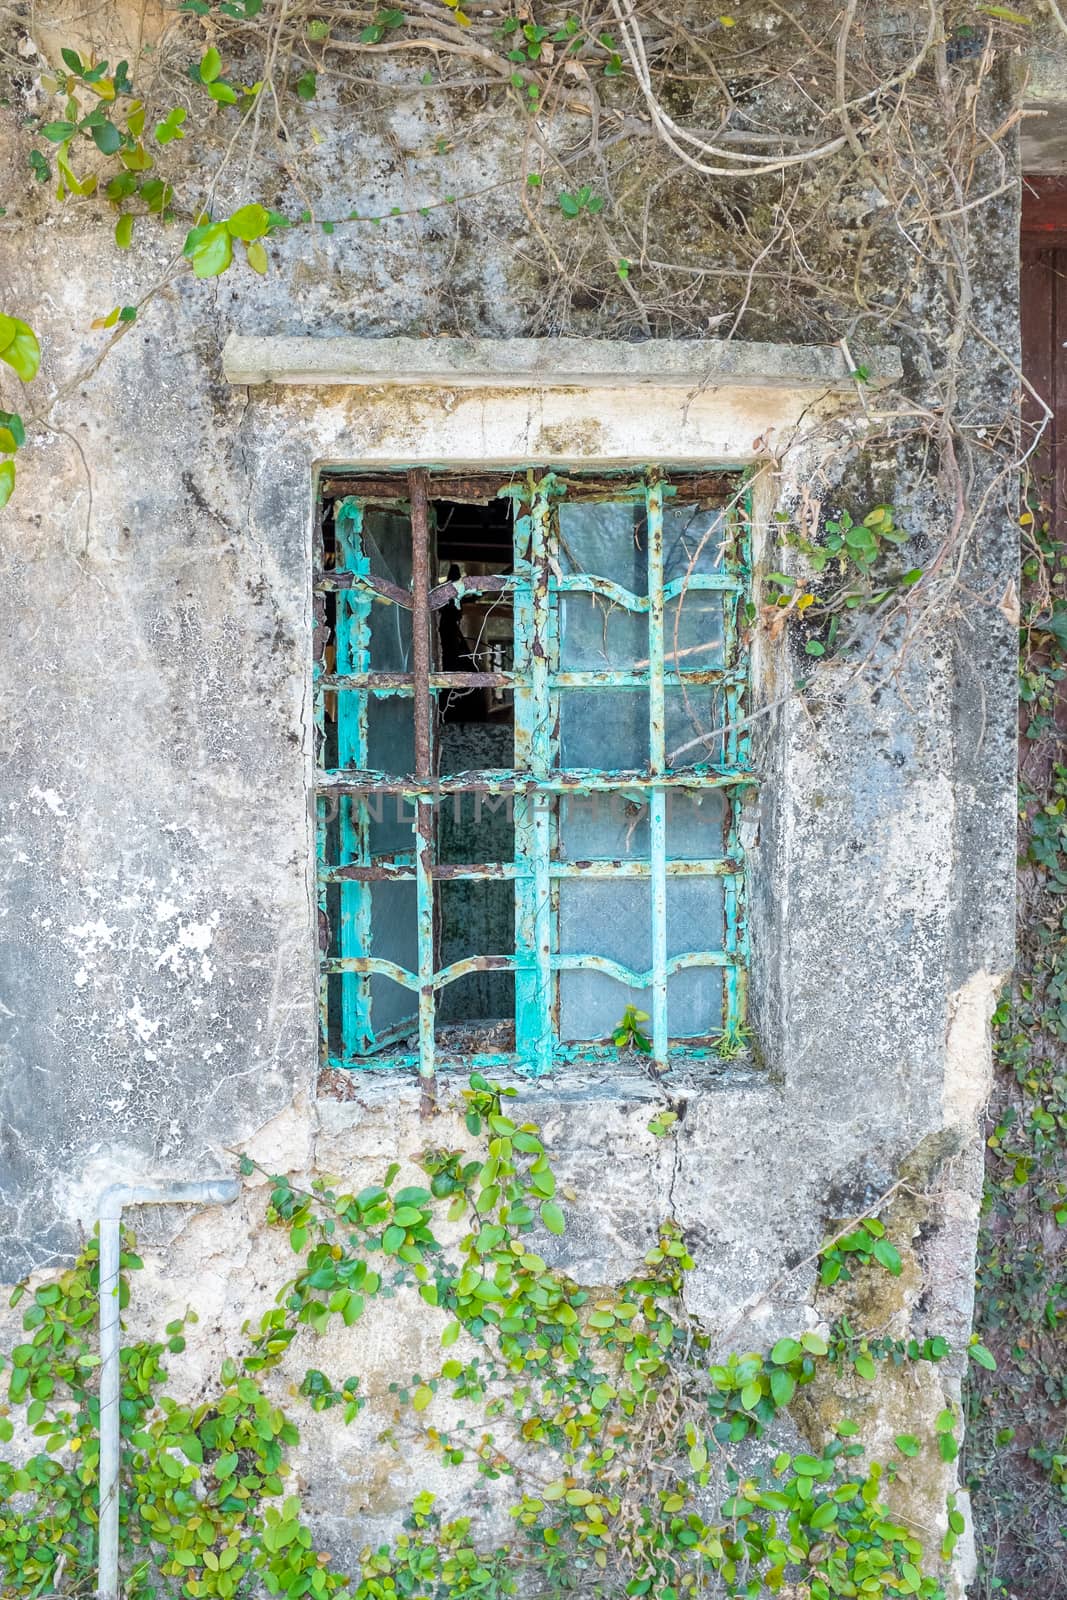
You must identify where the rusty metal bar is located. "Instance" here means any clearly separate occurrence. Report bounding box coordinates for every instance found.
[320,471,735,503]
[320,768,756,795]
[320,857,742,883]
[313,570,412,606]
[320,668,734,692]
[320,671,516,691]
[409,468,437,1086]
[315,570,521,609]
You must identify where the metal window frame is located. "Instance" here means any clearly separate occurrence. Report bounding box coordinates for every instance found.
[315,467,754,1081]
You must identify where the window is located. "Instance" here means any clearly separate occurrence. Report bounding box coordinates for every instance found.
[315,468,754,1080]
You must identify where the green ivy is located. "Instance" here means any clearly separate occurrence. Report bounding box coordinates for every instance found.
[0,1073,962,1599]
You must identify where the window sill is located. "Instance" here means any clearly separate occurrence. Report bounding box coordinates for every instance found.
[317,1051,765,1105]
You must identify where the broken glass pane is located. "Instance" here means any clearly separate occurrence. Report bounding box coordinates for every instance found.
[361,507,413,672]
[557,499,645,585]
[437,879,515,1023]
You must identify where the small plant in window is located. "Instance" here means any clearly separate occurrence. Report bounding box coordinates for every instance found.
[612,1004,652,1054]
[647,1108,678,1136]
[715,1024,751,1060]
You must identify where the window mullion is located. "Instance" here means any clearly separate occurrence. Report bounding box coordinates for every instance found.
[335,500,373,1063]
[646,479,669,1070]
[722,491,751,1034]
[408,469,437,1091]
[514,485,554,1075]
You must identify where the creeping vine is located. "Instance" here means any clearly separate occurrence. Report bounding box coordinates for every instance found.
[0,1075,987,1599]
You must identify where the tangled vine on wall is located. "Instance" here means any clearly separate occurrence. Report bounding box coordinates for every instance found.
[0,0,1033,612]
[0,1076,984,1600]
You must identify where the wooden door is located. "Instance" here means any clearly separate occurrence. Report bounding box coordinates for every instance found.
[1022,176,1067,534]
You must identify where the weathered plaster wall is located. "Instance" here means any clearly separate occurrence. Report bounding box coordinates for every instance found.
[0,2,1019,1586]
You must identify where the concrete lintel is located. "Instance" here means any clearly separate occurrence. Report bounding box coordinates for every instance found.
[221,334,902,394]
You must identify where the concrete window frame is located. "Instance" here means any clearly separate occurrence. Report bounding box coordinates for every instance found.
[221,333,902,1082]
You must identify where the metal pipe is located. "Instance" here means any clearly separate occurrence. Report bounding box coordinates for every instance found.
[97,1178,240,1600]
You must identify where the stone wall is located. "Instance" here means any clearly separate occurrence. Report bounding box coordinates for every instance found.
[0,2,1022,1589]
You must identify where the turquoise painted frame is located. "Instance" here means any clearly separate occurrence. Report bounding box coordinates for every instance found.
[315,468,754,1078]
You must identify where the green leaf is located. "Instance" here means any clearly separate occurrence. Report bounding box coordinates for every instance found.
[969,1342,997,1371]
[769,1337,801,1365]
[40,121,77,143]
[155,108,186,144]
[411,1383,433,1411]
[0,318,41,382]
[441,1321,461,1347]
[769,1368,795,1407]
[558,191,580,218]
[246,240,268,275]
[0,411,25,450]
[114,212,134,249]
[200,47,223,83]
[207,80,239,103]
[0,460,14,509]
[895,1434,921,1457]
[392,1206,424,1227]
[227,202,270,241]
[296,70,317,100]
[61,47,85,74]
[183,221,233,279]
[871,1238,902,1275]
[539,1201,565,1235]
[91,120,122,155]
